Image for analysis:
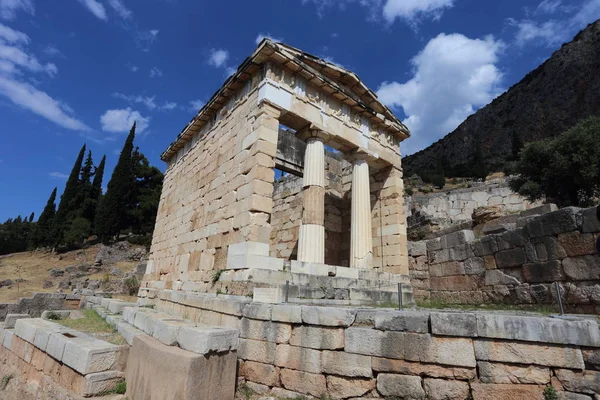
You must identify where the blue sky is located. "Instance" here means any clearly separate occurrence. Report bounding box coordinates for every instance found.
[0,0,599,221]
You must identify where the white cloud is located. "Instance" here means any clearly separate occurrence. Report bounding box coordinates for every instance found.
[382,0,454,24]
[76,0,107,20]
[509,0,600,47]
[43,45,65,58]
[0,24,88,131]
[208,49,229,68]
[255,33,283,45]
[161,101,177,110]
[135,29,158,51]
[189,99,204,112]
[49,171,68,179]
[0,77,90,130]
[377,33,504,155]
[0,23,29,44]
[0,0,33,20]
[0,44,57,76]
[149,66,162,78]
[100,107,149,133]
[536,0,563,14]
[113,92,177,111]
[126,63,138,72]
[108,0,132,19]
[301,0,454,25]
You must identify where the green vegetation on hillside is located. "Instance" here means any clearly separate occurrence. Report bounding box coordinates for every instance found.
[0,122,163,255]
[509,116,600,207]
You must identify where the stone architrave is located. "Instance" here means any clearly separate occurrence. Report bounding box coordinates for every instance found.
[350,152,373,269]
[297,129,328,264]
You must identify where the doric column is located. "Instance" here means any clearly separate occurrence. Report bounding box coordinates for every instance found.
[350,153,373,269]
[297,129,327,264]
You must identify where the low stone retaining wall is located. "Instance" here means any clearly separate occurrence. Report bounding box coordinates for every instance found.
[409,206,600,312]
[0,317,127,398]
[136,289,600,399]
[0,293,80,321]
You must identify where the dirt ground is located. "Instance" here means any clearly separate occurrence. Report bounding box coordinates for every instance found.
[0,245,139,303]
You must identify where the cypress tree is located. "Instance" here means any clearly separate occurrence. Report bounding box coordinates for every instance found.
[96,123,136,243]
[86,155,106,229]
[28,212,34,223]
[53,144,86,244]
[32,187,57,247]
[472,141,488,180]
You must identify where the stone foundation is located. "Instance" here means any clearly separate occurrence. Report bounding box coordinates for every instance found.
[408,206,600,312]
[133,289,600,399]
[0,293,80,321]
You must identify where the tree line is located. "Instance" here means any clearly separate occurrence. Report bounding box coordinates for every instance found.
[0,122,163,255]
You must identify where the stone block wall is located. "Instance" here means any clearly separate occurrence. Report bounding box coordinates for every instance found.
[408,206,600,312]
[0,293,80,322]
[145,74,283,290]
[138,289,600,399]
[406,178,542,238]
[270,151,350,266]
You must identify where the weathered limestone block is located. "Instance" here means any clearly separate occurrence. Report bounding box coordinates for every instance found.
[377,373,425,399]
[243,303,272,320]
[80,371,125,397]
[239,338,277,364]
[563,256,600,280]
[555,369,600,395]
[477,361,550,384]
[280,368,327,397]
[372,357,476,380]
[62,337,120,375]
[404,333,476,367]
[582,206,600,233]
[471,383,545,400]
[424,378,470,400]
[520,203,558,218]
[326,375,376,399]
[430,312,477,337]
[495,228,527,251]
[240,360,280,387]
[344,327,403,359]
[558,231,597,257]
[408,241,427,257]
[430,275,484,291]
[429,261,464,277]
[526,207,581,238]
[495,248,527,268]
[240,318,292,344]
[441,230,475,249]
[125,334,236,400]
[473,235,499,256]
[274,344,322,374]
[485,270,519,286]
[289,325,344,350]
[475,314,600,347]
[525,236,567,262]
[373,311,429,333]
[301,306,356,327]
[321,350,372,377]
[523,260,565,283]
[4,314,30,329]
[474,339,584,369]
[272,304,302,323]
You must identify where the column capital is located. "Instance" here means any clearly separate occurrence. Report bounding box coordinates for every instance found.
[346,149,376,164]
[297,126,330,143]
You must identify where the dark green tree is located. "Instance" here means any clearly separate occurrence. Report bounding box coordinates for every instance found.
[510,116,600,207]
[53,144,86,245]
[85,155,106,229]
[128,148,164,235]
[31,187,57,247]
[28,212,34,223]
[95,123,137,242]
[511,132,524,159]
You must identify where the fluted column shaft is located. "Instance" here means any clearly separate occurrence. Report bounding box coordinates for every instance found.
[297,137,325,263]
[350,158,373,269]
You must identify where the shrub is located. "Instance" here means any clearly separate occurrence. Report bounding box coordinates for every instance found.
[510,116,600,207]
[123,276,139,296]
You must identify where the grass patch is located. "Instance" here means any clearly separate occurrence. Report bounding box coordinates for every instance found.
[211,269,223,284]
[56,309,126,345]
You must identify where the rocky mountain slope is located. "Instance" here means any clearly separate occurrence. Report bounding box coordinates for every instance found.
[403,20,600,176]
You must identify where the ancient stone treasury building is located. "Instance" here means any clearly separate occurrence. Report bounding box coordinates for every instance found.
[143,39,413,302]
